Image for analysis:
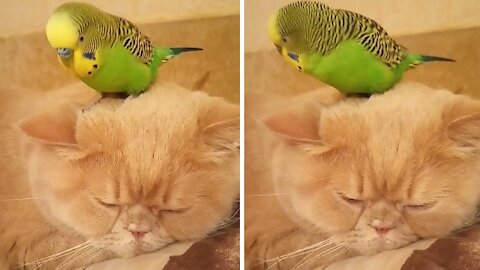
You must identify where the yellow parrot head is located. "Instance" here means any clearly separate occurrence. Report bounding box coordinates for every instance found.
[46,11,79,58]
[267,9,303,70]
[267,11,283,54]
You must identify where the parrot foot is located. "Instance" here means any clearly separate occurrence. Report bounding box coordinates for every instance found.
[80,92,138,113]
[81,96,103,113]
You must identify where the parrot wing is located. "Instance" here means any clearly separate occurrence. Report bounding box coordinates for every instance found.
[339,9,407,69]
[114,16,155,66]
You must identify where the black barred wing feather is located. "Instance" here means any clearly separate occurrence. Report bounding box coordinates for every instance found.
[116,18,155,66]
[336,9,407,68]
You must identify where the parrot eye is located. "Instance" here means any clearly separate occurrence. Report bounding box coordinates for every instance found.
[282,36,288,43]
[79,36,84,42]
[56,48,72,58]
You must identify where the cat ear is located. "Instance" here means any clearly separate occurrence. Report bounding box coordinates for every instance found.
[445,100,480,153]
[18,102,79,147]
[203,118,240,147]
[263,105,320,142]
[18,102,96,160]
[263,104,333,155]
[201,102,239,163]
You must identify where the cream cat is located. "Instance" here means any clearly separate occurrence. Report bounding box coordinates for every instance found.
[0,83,239,269]
[245,83,480,269]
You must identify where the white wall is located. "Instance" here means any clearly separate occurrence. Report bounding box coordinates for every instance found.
[246,0,480,52]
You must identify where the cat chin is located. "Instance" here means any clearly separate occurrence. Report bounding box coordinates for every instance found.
[348,237,414,256]
[109,242,167,258]
[106,231,174,258]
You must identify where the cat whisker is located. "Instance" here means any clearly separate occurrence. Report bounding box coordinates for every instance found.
[54,247,100,270]
[54,243,105,270]
[55,241,111,270]
[20,239,96,268]
[291,242,348,270]
[329,246,350,262]
[453,212,480,233]
[221,207,240,223]
[214,207,240,232]
[86,246,111,267]
[36,243,102,270]
[0,196,45,202]
[206,228,240,238]
[22,238,110,270]
[216,216,239,230]
[264,236,337,263]
[322,246,351,269]
[262,237,341,270]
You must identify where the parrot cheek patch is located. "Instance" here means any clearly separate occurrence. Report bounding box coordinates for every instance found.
[288,52,299,62]
[82,52,96,60]
[74,50,101,77]
[84,54,99,76]
[80,52,100,76]
[86,64,98,76]
[76,59,99,77]
[87,63,100,76]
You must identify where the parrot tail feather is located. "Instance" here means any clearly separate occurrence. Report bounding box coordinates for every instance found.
[170,47,203,55]
[154,47,203,65]
[420,55,455,63]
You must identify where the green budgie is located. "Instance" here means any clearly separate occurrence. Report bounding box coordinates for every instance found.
[46,2,202,96]
[268,1,454,95]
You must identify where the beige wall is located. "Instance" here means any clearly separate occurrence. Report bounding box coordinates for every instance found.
[0,1,240,103]
[1,0,239,37]
[246,0,480,52]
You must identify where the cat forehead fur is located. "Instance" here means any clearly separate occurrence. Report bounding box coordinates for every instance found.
[67,85,239,203]
[313,84,480,199]
[321,83,466,145]
[77,84,231,152]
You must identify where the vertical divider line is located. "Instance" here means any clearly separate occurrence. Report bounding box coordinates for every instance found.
[239,0,245,269]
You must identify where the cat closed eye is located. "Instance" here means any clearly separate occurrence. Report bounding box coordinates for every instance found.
[405,202,436,210]
[92,197,118,208]
[338,193,363,204]
[155,206,191,214]
[98,201,118,208]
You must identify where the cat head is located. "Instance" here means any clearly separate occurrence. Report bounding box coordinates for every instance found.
[18,84,239,257]
[264,83,480,255]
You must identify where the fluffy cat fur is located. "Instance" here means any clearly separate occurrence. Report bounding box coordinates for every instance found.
[0,83,239,269]
[245,83,480,269]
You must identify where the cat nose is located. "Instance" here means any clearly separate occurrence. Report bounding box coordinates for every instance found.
[129,230,147,240]
[369,220,395,236]
[373,226,394,236]
[126,223,150,240]
[369,224,395,236]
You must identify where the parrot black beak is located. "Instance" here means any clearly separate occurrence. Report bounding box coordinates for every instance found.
[274,44,282,54]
